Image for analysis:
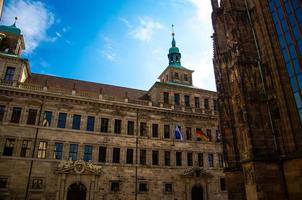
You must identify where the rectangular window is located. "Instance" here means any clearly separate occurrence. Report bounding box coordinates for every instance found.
[126,148,134,164]
[176,152,182,166]
[11,107,22,123]
[32,178,43,189]
[140,149,146,165]
[127,121,134,135]
[139,182,148,192]
[216,130,222,143]
[218,154,224,168]
[43,111,52,126]
[152,150,159,165]
[4,67,15,81]
[54,143,63,160]
[163,92,169,104]
[184,74,188,81]
[27,109,37,125]
[111,181,120,192]
[164,183,173,193]
[194,97,200,108]
[204,98,209,110]
[186,127,192,140]
[20,140,30,157]
[69,144,78,161]
[57,113,67,128]
[164,125,170,138]
[174,72,179,79]
[213,99,218,111]
[112,148,120,163]
[72,114,81,130]
[174,93,180,105]
[220,178,226,191]
[206,129,212,141]
[152,123,158,137]
[184,95,190,107]
[208,153,214,167]
[0,178,8,189]
[86,116,95,131]
[37,141,47,159]
[83,145,93,161]
[187,152,193,166]
[198,153,204,167]
[114,119,121,134]
[164,151,170,166]
[0,105,5,122]
[3,139,15,156]
[98,146,107,163]
[100,118,109,132]
[140,122,147,136]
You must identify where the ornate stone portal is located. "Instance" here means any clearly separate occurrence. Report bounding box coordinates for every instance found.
[55,160,102,200]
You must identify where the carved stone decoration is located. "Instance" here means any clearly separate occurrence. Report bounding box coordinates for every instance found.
[243,165,255,185]
[56,160,102,175]
[182,166,213,179]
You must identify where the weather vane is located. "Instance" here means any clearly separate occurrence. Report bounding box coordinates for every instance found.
[172,24,175,37]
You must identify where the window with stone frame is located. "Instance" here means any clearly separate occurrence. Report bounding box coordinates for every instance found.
[164,151,171,166]
[174,72,179,79]
[208,153,214,167]
[3,139,15,156]
[184,74,188,81]
[140,122,147,136]
[206,129,212,141]
[100,118,109,132]
[98,146,107,163]
[218,154,224,168]
[57,112,67,128]
[174,93,180,106]
[20,140,30,157]
[110,181,120,192]
[11,107,21,123]
[204,98,209,110]
[164,183,173,193]
[152,123,158,137]
[176,152,182,166]
[72,114,81,130]
[164,125,170,138]
[83,145,93,161]
[198,153,204,167]
[194,97,200,108]
[187,152,193,166]
[37,141,47,159]
[186,127,192,140]
[127,121,134,135]
[31,178,44,190]
[163,92,169,104]
[213,99,218,111]
[27,109,37,125]
[0,105,5,122]
[138,182,148,192]
[114,119,122,134]
[69,144,78,161]
[112,148,120,163]
[140,149,146,165]
[4,67,15,81]
[184,95,190,107]
[86,116,95,132]
[0,177,8,189]
[54,143,63,160]
[43,111,52,126]
[126,148,134,164]
[152,150,159,165]
[216,130,222,143]
[220,178,226,191]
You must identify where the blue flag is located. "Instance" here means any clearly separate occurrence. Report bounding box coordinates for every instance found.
[175,126,184,141]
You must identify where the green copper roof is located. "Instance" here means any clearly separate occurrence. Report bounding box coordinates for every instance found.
[165,81,195,88]
[0,23,21,35]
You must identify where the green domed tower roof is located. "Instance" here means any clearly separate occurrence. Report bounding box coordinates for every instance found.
[0,18,21,35]
[168,25,181,67]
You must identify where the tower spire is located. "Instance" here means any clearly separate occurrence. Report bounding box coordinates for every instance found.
[171,24,176,47]
[168,24,181,67]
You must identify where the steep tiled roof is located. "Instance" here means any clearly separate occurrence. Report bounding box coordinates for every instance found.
[26,73,148,100]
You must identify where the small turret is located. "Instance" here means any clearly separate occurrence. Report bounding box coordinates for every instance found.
[168,25,181,67]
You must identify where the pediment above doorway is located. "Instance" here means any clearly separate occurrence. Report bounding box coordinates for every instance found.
[182,166,213,179]
[56,160,102,175]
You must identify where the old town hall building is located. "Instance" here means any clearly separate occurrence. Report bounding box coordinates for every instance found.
[0,21,227,200]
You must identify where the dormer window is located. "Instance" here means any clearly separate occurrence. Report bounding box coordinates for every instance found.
[175,72,179,79]
[4,67,15,81]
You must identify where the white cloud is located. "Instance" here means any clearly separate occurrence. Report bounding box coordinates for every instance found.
[101,36,116,62]
[130,17,163,42]
[187,0,212,23]
[119,17,132,28]
[1,0,55,53]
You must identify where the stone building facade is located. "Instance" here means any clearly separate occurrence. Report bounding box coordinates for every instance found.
[211,0,302,199]
[0,22,227,200]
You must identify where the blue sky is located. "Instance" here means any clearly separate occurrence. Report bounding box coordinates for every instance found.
[1,0,216,91]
